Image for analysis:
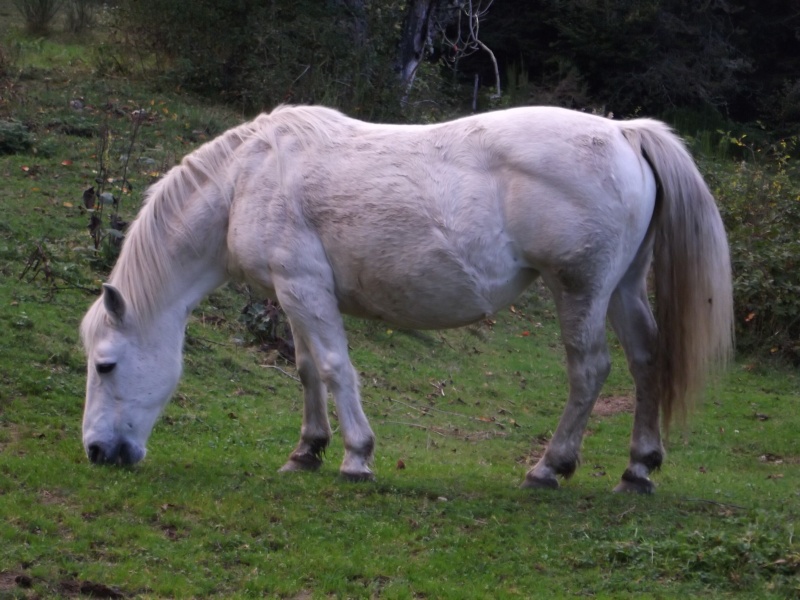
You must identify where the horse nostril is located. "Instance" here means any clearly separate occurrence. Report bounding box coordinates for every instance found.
[87,443,106,464]
[87,439,141,466]
[118,441,134,466]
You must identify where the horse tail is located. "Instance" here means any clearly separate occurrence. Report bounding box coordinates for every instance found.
[621,120,734,428]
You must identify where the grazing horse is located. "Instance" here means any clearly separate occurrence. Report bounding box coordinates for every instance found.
[80,105,733,493]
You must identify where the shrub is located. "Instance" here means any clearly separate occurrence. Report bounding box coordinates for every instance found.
[704,139,800,363]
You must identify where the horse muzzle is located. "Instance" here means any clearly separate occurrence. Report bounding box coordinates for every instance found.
[85,438,146,466]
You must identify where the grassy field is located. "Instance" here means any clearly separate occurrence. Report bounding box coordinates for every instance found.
[1,15,799,599]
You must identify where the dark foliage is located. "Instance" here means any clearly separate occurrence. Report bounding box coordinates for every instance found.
[113,0,409,119]
[471,0,800,130]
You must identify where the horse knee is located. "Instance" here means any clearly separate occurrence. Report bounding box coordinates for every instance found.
[315,351,355,389]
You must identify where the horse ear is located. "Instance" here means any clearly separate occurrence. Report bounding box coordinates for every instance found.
[102,284,127,324]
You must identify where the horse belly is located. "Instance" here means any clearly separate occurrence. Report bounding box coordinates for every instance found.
[329,236,535,330]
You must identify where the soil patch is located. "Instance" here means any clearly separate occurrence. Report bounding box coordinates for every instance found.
[593,395,634,417]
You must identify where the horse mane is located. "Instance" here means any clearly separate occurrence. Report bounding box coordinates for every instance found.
[80,105,355,348]
[80,115,258,346]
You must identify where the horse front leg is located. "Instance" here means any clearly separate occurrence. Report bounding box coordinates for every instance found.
[522,294,611,489]
[279,335,332,473]
[274,272,375,481]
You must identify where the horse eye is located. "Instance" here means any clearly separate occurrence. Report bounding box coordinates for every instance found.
[97,362,116,375]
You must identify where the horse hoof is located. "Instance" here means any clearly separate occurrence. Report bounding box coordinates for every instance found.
[340,469,375,483]
[613,476,656,494]
[520,474,559,490]
[278,454,323,473]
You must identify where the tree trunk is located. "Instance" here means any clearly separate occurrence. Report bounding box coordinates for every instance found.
[398,0,437,95]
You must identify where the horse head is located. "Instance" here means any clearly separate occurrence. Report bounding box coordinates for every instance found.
[80,284,184,466]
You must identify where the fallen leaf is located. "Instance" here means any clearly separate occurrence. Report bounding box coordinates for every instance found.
[61,159,72,166]
[62,202,73,208]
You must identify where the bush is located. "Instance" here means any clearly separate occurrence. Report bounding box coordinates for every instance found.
[110,0,417,120]
[704,139,800,363]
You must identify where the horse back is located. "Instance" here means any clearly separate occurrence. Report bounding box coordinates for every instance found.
[227,107,655,327]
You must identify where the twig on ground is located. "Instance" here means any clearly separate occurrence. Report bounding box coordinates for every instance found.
[680,497,748,510]
[260,364,300,382]
[382,421,447,435]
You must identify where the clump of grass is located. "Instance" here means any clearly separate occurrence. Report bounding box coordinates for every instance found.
[0,119,33,154]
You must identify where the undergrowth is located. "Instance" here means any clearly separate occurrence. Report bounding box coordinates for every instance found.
[702,134,800,364]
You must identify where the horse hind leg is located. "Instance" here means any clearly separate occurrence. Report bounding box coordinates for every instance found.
[279,335,333,473]
[522,290,612,489]
[608,268,664,494]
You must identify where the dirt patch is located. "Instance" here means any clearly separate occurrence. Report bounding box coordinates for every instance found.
[0,572,23,592]
[59,579,125,598]
[759,453,800,465]
[593,395,634,417]
[0,571,28,591]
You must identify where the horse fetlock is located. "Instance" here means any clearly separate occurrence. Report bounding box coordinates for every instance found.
[279,437,330,473]
[302,436,330,459]
[633,448,664,472]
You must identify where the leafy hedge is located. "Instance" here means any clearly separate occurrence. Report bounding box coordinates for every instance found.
[703,141,800,363]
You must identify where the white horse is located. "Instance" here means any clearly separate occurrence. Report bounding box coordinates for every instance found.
[80,105,733,493]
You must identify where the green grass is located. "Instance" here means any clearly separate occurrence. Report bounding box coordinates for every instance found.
[1,24,799,599]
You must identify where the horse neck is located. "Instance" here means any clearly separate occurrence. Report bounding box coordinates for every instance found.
[109,186,231,331]
[158,199,230,319]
